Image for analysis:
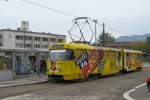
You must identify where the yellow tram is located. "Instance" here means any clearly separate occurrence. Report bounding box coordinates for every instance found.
[46,42,143,81]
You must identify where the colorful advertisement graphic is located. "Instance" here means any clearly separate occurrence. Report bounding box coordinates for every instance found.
[75,51,90,75]
[75,49,104,76]
[97,60,105,70]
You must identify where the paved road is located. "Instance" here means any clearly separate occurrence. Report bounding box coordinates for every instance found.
[1,69,150,100]
[130,83,150,100]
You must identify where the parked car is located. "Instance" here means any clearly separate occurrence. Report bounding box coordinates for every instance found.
[146,76,150,91]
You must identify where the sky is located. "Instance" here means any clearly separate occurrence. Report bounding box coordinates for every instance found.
[0,0,150,41]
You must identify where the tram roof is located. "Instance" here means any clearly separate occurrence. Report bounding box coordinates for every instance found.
[96,47,120,52]
[123,49,143,54]
[49,43,143,54]
[48,43,120,52]
[48,42,94,50]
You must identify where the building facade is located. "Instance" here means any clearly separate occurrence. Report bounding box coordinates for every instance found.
[0,29,66,76]
[0,29,66,49]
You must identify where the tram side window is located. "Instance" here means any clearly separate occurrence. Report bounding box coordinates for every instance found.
[126,53,130,59]
[139,54,143,62]
[49,49,75,61]
[135,54,137,61]
[137,54,141,61]
[134,54,137,61]
[126,53,129,57]
[126,53,130,61]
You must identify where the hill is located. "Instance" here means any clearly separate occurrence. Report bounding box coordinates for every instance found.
[116,34,150,42]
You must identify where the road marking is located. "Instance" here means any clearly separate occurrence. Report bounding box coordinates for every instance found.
[1,94,33,100]
[0,80,47,88]
[123,83,146,100]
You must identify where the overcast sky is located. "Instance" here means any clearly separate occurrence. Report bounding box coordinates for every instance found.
[0,0,150,40]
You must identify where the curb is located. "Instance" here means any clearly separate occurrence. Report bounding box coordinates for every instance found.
[0,80,48,88]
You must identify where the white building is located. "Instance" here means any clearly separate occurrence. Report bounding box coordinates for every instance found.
[0,28,66,76]
[0,29,66,50]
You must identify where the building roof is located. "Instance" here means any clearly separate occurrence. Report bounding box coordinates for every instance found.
[123,49,143,54]
[0,29,66,38]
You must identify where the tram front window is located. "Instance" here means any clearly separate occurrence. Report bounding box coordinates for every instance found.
[49,49,74,61]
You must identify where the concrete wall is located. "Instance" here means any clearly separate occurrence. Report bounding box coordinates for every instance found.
[3,31,16,49]
[0,70,14,81]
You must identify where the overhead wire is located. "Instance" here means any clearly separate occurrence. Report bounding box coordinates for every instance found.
[104,24,122,34]
[21,0,78,17]
[20,0,128,41]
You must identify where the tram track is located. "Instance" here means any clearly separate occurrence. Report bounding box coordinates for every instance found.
[0,80,84,99]
[0,67,149,99]
[0,81,60,98]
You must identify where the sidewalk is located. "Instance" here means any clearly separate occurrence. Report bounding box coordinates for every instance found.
[0,74,48,88]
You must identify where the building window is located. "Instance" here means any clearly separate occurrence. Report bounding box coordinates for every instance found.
[45,45,48,48]
[34,44,36,48]
[16,43,24,48]
[42,37,49,42]
[16,35,23,40]
[0,43,2,47]
[0,35,3,39]
[34,37,41,41]
[25,44,32,48]
[37,44,40,48]
[50,38,56,42]
[34,44,40,48]
[25,36,32,40]
[41,45,48,48]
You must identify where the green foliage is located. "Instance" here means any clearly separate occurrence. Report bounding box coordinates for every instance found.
[128,40,150,63]
[129,41,148,53]
[98,33,115,46]
[146,37,150,62]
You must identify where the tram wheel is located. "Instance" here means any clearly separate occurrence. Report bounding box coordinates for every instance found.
[97,73,102,79]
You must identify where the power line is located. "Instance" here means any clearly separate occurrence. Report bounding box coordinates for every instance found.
[0,0,8,1]
[104,24,121,34]
[21,0,78,17]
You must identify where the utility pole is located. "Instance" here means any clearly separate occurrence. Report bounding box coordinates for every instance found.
[93,19,98,45]
[102,23,105,46]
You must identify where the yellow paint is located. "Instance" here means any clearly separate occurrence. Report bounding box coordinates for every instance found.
[46,42,143,80]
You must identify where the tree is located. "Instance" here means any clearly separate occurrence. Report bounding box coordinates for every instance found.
[128,40,149,63]
[129,41,148,52]
[98,32,115,46]
[146,37,150,62]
